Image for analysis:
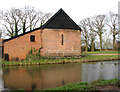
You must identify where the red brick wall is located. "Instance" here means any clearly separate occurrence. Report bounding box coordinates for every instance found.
[3,29,81,60]
[3,30,42,60]
[41,29,81,56]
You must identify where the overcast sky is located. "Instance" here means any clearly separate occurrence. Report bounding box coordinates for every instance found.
[0,0,119,24]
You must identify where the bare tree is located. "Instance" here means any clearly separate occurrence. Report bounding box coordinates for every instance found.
[0,8,21,37]
[11,8,21,36]
[21,6,52,31]
[0,29,2,38]
[19,6,52,33]
[106,12,118,49]
[80,17,97,52]
[39,12,51,27]
[28,7,38,31]
[18,7,29,34]
[102,31,112,50]
[79,19,89,52]
[93,15,106,51]
[87,18,97,52]
[0,6,52,38]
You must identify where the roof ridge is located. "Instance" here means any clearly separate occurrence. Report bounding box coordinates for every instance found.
[41,8,81,30]
[41,8,64,29]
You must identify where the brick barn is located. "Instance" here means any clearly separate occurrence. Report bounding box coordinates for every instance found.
[3,9,82,61]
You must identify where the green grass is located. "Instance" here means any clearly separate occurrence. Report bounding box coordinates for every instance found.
[83,51,118,54]
[42,78,119,91]
[44,82,94,91]
[2,54,118,66]
[91,78,119,86]
[2,50,119,66]
[78,55,118,60]
[0,59,2,66]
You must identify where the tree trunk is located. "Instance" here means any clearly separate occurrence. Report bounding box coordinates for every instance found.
[105,47,108,51]
[40,22,43,27]
[30,21,32,31]
[105,42,108,51]
[91,39,94,52]
[23,22,26,34]
[113,27,116,49]
[85,40,88,52]
[113,35,115,47]
[85,31,88,52]
[15,23,18,36]
[11,34,14,38]
[99,34,102,51]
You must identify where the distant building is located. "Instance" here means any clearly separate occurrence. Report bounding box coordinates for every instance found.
[3,9,82,61]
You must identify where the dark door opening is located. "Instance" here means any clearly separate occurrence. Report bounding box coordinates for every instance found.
[4,54,9,61]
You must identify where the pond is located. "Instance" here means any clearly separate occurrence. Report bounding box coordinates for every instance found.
[0,61,118,91]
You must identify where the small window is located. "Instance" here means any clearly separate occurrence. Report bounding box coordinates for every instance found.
[62,34,63,45]
[30,35,35,42]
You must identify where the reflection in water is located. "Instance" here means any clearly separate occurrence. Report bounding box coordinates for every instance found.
[118,62,120,80]
[32,83,36,91]
[3,64,82,90]
[0,67,3,91]
[2,61,118,90]
[62,79,65,85]
[82,62,118,83]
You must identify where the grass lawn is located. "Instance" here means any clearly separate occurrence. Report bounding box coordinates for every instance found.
[82,50,119,54]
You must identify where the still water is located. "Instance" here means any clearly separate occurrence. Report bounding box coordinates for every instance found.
[0,61,118,90]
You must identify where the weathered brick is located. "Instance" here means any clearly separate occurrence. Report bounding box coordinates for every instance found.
[3,30,42,60]
[41,29,81,56]
[3,29,81,61]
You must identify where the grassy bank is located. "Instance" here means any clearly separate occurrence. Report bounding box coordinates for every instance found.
[42,78,119,91]
[1,51,119,66]
[83,50,118,54]
[0,59,2,66]
[2,54,118,66]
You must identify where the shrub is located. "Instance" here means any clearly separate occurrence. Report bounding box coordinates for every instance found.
[26,47,42,60]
